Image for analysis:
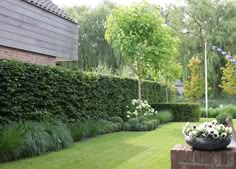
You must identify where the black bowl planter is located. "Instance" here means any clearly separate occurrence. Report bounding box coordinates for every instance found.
[185,136,231,150]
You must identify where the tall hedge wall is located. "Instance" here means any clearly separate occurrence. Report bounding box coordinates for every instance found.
[152,103,201,122]
[0,60,173,122]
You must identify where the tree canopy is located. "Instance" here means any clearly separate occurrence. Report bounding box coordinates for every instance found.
[166,0,236,96]
[105,1,179,103]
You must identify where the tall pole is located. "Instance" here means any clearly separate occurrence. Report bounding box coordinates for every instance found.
[204,39,208,118]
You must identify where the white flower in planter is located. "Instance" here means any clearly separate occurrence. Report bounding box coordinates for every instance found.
[225,127,232,133]
[213,131,219,138]
[221,132,227,138]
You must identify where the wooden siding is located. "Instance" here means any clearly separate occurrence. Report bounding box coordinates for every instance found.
[0,0,78,61]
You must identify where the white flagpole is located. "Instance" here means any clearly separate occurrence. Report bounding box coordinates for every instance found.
[204,39,208,118]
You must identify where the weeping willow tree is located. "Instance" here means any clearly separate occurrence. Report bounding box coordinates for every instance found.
[166,0,236,96]
[63,0,124,71]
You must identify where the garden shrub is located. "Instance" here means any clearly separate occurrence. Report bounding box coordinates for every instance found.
[138,116,148,123]
[69,122,87,142]
[152,103,201,122]
[208,108,220,118]
[125,118,159,131]
[103,124,114,133]
[0,60,171,123]
[83,120,100,137]
[127,118,139,130]
[123,123,131,131]
[107,117,124,125]
[216,113,231,125]
[148,111,173,124]
[221,106,236,118]
[0,123,23,162]
[156,111,173,123]
[0,120,73,163]
[142,121,155,131]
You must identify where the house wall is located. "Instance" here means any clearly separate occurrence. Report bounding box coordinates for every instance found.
[0,46,56,65]
[0,0,78,61]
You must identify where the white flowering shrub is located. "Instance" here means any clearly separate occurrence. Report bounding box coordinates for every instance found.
[182,120,232,139]
[126,99,158,118]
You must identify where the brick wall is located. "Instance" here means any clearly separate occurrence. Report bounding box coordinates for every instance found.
[0,46,56,65]
[171,144,236,169]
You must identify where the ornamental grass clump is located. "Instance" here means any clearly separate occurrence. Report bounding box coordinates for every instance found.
[182,120,232,139]
[126,99,158,118]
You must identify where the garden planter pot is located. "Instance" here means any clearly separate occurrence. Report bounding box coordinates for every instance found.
[185,136,231,150]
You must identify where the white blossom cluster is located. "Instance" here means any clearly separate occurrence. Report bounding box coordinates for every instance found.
[126,99,158,118]
[182,120,232,139]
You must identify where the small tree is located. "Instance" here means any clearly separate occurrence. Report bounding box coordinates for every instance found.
[105,1,179,105]
[157,62,182,102]
[220,57,236,95]
[184,57,204,101]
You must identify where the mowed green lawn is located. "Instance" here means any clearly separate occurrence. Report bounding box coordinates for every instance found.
[1,119,214,169]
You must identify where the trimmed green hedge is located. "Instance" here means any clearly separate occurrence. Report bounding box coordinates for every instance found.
[152,103,201,122]
[0,60,172,122]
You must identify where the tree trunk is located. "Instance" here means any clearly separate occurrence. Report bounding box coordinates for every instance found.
[137,62,142,107]
[165,78,169,103]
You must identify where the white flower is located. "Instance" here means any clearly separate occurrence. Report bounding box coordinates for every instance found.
[219,104,224,108]
[141,103,146,108]
[127,111,131,115]
[216,124,225,131]
[225,127,232,134]
[154,111,158,115]
[208,129,214,135]
[212,120,217,125]
[213,131,219,138]
[133,110,138,117]
[221,132,227,138]
[132,99,137,105]
[127,115,130,118]
[136,105,142,110]
[144,100,148,104]
[144,113,147,116]
[185,122,190,127]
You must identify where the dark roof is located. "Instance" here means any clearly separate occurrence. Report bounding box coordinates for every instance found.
[22,0,76,23]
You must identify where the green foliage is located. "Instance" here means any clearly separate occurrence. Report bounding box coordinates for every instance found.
[138,116,148,123]
[155,111,173,123]
[0,60,170,123]
[152,103,201,122]
[167,0,236,97]
[220,58,236,95]
[0,120,73,163]
[63,1,123,70]
[0,124,23,162]
[142,121,155,131]
[125,118,159,131]
[92,61,113,76]
[216,113,231,125]
[69,122,87,142]
[83,121,100,137]
[123,123,131,131]
[105,1,179,103]
[202,105,236,119]
[107,117,124,125]
[184,57,205,100]
[127,118,139,130]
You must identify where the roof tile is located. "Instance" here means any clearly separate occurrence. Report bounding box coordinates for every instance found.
[21,0,76,23]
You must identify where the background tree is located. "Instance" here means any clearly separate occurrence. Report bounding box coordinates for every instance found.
[64,1,123,71]
[166,0,236,97]
[184,57,205,101]
[160,62,182,102]
[220,58,236,95]
[105,1,179,104]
